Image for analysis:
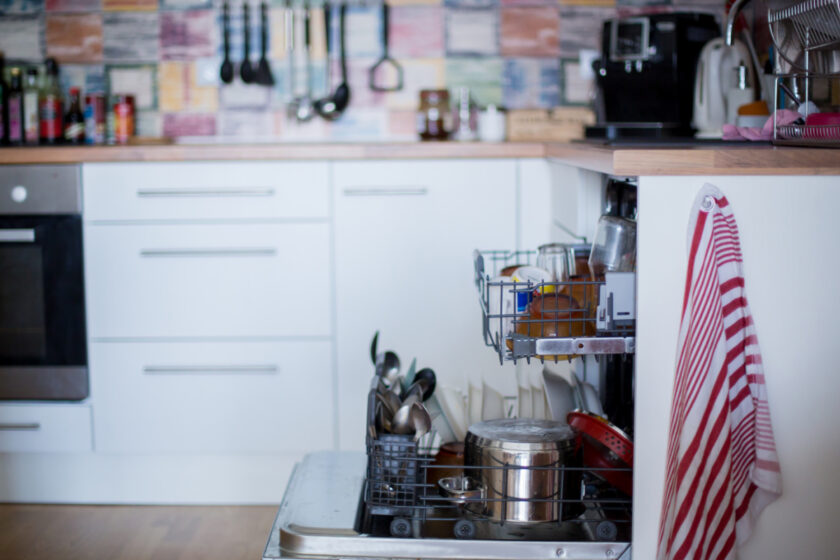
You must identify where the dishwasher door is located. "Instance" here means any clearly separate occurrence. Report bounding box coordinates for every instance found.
[263,451,631,560]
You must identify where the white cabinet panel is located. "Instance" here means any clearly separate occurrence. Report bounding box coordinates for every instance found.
[90,340,333,454]
[0,404,92,452]
[85,222,330,338]
[334,159,518,450]
[82,161,329,221]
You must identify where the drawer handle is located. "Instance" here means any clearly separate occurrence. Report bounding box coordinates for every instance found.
[0,229,35,242]
[140,248,277,258]
[137,188,275,198]
[143,365,278,374]
[342,187,428,197]
[0,422,41,431]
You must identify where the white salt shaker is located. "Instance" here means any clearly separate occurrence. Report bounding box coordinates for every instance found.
[478,105,506,142]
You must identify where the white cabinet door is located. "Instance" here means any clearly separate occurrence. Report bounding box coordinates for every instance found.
[334,159,518,450]
[83,161,329,221]
[91,340,333,453]
[85,222,331,339]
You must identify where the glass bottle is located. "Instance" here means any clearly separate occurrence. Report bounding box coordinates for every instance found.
[7,67,24,145]
[39,58,63,144]
[22,67,39,145]
[417,89,452,141]
[0,53,8,145]
[64,87,85,144]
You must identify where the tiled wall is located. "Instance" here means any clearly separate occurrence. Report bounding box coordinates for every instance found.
[0,0,725,141]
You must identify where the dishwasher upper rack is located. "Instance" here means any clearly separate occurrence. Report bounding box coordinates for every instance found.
[474,250,635,364]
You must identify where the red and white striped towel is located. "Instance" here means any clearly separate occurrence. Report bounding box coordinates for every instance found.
[657,184,782,560]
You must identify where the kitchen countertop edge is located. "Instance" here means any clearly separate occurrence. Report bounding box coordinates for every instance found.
[1,142,838,175]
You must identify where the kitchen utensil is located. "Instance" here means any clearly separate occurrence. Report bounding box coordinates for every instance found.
[240,2,255,84]
[480,381,504,421]
[407,367,436,400]
[255,1,275,86]
[392,400,431,440]
[588,215,636,278]
[567,410,633,495]
[437,385,468,441]
[314,2,350,120]
[438,475,484,505]
[293,6,315,122]
[464,418,582,523]
[542,368,575,424]
[220,2,234,84]
[692,38,753,137]
[368,2,403,92]
[401,358,417,392]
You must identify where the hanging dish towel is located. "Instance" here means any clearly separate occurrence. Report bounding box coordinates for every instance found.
[657,184,782,560]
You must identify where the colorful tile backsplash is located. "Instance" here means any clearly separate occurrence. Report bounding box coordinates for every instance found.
[0,0,726,141]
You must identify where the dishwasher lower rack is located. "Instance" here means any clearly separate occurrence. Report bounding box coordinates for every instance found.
[267,451,632,560]
[361,435,632,543]
[474,250,635,364]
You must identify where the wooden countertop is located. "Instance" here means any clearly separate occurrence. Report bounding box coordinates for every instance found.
[0,141,838,176]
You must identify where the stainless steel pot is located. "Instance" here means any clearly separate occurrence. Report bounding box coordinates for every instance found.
[464,419,581,524]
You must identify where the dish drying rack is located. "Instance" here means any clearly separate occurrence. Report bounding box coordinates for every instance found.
[474,250,635,364]
[768,0,840,146]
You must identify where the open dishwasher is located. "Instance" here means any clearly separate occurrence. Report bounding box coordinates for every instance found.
[265,181,637,560]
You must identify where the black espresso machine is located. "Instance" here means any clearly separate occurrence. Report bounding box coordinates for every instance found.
[587,12,720,141]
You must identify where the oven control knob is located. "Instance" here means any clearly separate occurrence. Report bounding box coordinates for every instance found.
[11,185,27,203]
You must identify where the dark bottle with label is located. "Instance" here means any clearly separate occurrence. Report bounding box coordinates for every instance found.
[7,67,24,145]
[64,87,85,144]
[0,53,8,145]
[23,67,39,145]
[39,57,63,144]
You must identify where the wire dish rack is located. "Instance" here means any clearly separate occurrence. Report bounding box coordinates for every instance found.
[474,250,635,364]
[362,422,632,541]
[768,0,840,147]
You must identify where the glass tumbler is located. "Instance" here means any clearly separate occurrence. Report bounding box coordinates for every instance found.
[588,215,636,277]
[536,243,572,282]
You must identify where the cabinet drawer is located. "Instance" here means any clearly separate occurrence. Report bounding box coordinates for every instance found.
[85,223,331,338]
[334,159,516,194]
[82,162,329,221]
[90,341,333,454]
[0,404,92,452]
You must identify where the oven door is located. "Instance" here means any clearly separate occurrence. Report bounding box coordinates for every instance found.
[0,215,87,400]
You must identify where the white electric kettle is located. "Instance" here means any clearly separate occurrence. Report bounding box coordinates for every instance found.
[692,38,754,138]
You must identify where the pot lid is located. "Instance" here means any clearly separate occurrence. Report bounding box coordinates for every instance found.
[466,418,575,450]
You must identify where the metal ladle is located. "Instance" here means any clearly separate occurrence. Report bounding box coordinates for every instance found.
[286,3,315,122]
[314,2,350,120]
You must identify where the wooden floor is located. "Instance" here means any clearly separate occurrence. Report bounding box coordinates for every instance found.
[0,504,278,560]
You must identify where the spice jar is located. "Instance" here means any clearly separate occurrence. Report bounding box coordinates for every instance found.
[110,94,135,145]
[417,89,452,141]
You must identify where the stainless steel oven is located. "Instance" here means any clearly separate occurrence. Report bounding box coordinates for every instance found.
[0,165,87,400]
